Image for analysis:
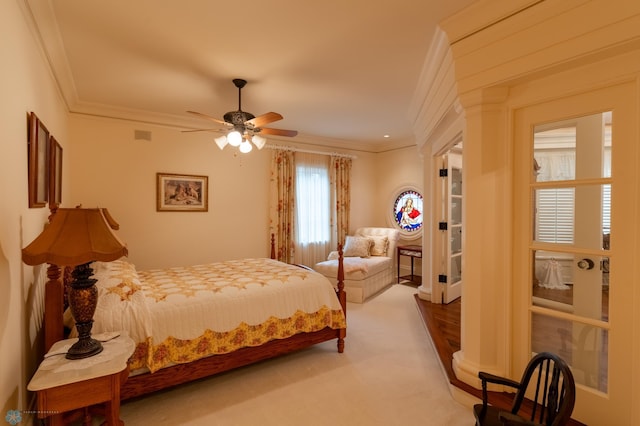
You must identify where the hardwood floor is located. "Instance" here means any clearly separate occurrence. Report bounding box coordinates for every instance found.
[414,294,586,426]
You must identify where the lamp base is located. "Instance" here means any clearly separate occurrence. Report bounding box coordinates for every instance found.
[66,337,103,360]
[67,262,102,360]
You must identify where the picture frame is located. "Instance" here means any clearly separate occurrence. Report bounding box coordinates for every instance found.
[28,112,49,208]
[389,186,424,240]
[49,136,63,207]
[157,172,208,212]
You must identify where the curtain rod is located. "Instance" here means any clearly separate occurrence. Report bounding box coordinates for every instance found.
[265,143,357,159]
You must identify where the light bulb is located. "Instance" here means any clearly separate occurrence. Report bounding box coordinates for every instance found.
[214,135,228,150]
[227,130,242,146]
[239,139,253,153]
[251,135,267,149]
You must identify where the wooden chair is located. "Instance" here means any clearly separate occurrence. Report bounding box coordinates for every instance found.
[474,352,576,426]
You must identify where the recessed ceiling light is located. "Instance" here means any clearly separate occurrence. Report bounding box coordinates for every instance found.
[383,134,390,138]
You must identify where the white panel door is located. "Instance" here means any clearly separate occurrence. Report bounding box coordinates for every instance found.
[436,151,463,304]
[513,83,636,425]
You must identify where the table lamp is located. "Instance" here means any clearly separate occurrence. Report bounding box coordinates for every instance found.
[22,207,128,359]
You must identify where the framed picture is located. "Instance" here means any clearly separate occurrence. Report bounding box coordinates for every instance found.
[157,173,208,212]
[49,136,63,206]
[390,187,424,239]
[28,112,49,208]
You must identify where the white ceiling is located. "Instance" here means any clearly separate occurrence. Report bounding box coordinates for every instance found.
[28,0,476,151]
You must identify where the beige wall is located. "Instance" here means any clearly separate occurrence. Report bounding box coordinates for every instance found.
[373,147,425,279]
[68,116,273,270]
[374,146,424,244]
[1,0,71,418]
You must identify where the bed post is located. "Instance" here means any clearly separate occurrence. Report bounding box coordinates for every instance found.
[44,265,64,352]
[270,233,276,260]
[42,205,65,352]
[336,243,346,353]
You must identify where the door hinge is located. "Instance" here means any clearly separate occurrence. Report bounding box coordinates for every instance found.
[438,222,448,231]
[439,168,448,177]
[438,274,447,283]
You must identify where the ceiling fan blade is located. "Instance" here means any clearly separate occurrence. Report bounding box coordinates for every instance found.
[246,112,283,128]
[187,110,230,126]
[259,127,298,137]
[181,128,221,133]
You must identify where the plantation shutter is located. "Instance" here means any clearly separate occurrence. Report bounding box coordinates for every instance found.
[535,188,575,243]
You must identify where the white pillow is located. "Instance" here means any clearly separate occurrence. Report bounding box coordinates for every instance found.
[369,236,389,256]
[343,236,373,257]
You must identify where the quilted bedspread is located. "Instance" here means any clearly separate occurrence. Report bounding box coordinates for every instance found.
[89,258,346,373]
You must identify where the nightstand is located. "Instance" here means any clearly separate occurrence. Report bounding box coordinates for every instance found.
[397,245,422,285]
[28,332,135,425]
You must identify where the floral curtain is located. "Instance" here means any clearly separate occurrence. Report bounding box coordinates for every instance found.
[269,149,295,263]
[330,156,352,249]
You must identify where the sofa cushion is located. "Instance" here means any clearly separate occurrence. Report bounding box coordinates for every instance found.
[315,256,391,280]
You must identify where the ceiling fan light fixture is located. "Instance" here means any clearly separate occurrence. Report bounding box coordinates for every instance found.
[251,135,267,149]
[227,130,242,146]
[188,79,297,153]
[214,135,228,150]
[239,139,253,153]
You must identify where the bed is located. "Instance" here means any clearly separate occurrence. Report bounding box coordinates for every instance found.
[314,227,400,303]
[43,245,346,400]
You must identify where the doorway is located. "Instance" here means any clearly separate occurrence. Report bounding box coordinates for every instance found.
[433,142,463,304]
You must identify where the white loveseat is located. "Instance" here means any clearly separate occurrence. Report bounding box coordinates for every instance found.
[314,227,400,303]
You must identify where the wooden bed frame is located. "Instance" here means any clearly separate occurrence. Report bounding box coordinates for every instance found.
[42,238,346,400]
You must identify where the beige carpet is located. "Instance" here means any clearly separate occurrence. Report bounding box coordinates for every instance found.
[117,284,472,425]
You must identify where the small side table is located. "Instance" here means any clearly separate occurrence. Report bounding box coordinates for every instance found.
[28,332,135,426]
[397,245,423,284]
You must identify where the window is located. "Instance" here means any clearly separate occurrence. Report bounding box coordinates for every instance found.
[294,153,331,266]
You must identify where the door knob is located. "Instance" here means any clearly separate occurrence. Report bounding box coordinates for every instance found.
[577,258,595,270]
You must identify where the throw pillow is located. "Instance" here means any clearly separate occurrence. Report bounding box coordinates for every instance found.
[343,235,373,257]
[369,236,389,256]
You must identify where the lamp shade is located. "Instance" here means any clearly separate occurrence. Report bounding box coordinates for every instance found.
[100,207,121,230]
[227,130,242,146]
[22,208,128,266]
[239,139,253,153]
[251,135,266,150]
[214,135,228,150]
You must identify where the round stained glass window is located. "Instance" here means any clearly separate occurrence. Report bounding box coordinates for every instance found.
[392,189,423,233]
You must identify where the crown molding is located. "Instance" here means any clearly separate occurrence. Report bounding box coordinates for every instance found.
[409,27,463,153]
[22,0,78,110]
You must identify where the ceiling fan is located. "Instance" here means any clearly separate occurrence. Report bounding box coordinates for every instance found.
[186,78,298,153]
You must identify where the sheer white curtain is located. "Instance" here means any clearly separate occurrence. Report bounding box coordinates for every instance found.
[293,152,331,267]
[535,151,575,181]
